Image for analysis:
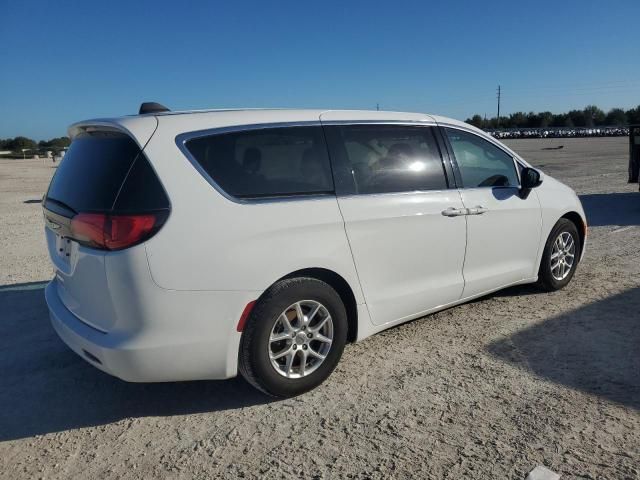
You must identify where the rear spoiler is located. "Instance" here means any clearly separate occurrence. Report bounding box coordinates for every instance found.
[67,116,159,148]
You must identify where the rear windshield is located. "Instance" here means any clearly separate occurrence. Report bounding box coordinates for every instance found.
[46,131,140,212]
[45,131,168,214]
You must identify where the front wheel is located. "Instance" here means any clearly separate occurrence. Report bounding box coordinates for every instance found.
[536,218,581,291]
[238,277,348,398]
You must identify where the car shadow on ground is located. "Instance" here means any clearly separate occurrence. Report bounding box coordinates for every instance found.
[579,192,640,227]
[487,287,640,410]
[0,282,274,441]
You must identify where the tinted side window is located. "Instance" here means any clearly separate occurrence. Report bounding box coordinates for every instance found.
[325,125,447,195]
[444,128,519,188]
[184,126,333,198]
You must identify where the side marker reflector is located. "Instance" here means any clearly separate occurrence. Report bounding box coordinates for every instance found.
[236,300,256,332]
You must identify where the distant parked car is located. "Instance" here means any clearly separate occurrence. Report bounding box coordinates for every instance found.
[42,105,587,397]
[489,127,629,139]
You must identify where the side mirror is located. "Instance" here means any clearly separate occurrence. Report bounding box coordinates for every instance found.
[521,167,542,189]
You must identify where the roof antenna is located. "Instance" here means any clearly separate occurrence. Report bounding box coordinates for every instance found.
[139,102,170,115]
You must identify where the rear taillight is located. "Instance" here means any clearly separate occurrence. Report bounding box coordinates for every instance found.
[70,212,163,251]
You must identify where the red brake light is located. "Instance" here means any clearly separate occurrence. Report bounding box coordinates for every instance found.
[71,213,158,250]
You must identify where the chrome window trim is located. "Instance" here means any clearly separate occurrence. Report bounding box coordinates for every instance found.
[439,124,522,189]
[175,121,336,205]
[176,120,322,142]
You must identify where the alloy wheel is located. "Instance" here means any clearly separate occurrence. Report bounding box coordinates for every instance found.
[268,300,334,378]
[550,231,575,281]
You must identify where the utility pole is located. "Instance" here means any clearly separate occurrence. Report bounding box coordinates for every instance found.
[496,85,501,128]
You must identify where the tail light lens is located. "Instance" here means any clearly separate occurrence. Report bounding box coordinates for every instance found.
[70,212,165,251]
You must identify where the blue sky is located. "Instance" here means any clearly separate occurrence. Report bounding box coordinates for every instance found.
[1,0,639,139]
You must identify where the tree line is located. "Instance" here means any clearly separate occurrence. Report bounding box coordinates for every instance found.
[0,136,70,153]
[466,105,640,130]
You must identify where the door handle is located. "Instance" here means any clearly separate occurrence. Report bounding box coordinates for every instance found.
[441,207,467,217]
[468,205,489,215]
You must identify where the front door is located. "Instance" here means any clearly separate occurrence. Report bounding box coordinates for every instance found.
[443,127,542,298]
[324,123,467,326]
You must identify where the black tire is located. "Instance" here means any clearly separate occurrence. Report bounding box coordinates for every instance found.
[238,277,348,398]
[536,218,581,292]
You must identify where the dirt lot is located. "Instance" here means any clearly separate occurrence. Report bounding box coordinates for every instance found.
[1,137,639,479]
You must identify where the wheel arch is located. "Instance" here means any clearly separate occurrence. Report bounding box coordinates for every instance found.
[277,268,359,343]
[561,211,586,254]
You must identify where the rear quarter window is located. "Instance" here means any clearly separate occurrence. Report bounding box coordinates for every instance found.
[183,126,334,198]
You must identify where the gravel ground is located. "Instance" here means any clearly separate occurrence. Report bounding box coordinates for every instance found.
[0,137,639,479]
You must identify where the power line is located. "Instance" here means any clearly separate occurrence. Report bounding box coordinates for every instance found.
[504,85,640,101]
[423,80,640,120]
[430,79,640,111]
[504,79,640,95]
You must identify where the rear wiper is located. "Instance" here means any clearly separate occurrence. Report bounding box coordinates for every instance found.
[44,197,78,216]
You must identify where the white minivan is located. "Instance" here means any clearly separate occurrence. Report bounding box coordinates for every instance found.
[43,104,586,397]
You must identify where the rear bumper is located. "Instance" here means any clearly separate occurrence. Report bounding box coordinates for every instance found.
[45,279,259,382]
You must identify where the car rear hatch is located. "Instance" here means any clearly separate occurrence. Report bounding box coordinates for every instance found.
[43,124,169,332]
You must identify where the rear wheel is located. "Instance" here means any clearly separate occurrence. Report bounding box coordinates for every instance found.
[239,277,347,398]
[536,218,581,291]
